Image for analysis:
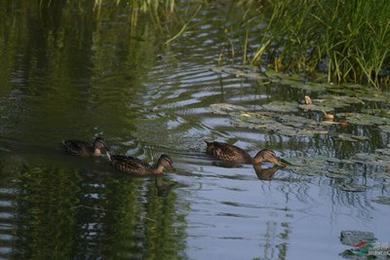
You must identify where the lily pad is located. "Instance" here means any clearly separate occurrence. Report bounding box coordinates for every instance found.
[379,124,390,133]
[337,112,390,126]
[325,170,352,179]
[231,111,276,127]
[356,89,390,103]
[211,66,269,81]
[276,114,317,128]
[352,149,390,168]
[298,103,334,112]
[337,182,367,192]
[361,108,390,117]
[376,148,390,156]
[284,80,328,92]
[315,95,365,109]
[289,156,330,176]
[209,103,246,115]
[336,134,369,142]
[276,115,328,136]
[231,112,295,135]
[371,196,390,205]
[321,95,364,104]
[262,101,299,113]
[232,112,328,137]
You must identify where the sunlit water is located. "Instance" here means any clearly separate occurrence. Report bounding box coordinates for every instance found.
[0,2,389,259]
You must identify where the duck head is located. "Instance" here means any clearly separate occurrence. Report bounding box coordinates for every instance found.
[155,154,174,173]
[93,137,109,155]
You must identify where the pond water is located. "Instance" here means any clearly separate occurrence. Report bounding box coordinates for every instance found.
[0,2,389,259]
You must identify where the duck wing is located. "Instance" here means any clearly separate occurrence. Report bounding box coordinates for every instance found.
[63,140,90,156]
[111,155,151,174]
[205,141,252,163]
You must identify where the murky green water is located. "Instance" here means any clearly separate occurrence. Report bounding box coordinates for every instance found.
[0,2,389,259]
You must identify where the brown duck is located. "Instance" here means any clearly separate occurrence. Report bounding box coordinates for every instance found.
[108,154,174,176]
[205,141,285,166]
[63,137,109,156]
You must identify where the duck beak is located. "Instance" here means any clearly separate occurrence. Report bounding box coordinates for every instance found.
[167,161,175,171]
[276,158,290,167]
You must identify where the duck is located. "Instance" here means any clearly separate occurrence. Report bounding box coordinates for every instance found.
[108,154,174,176]
[205,141,285,167]
[63,137,109,156]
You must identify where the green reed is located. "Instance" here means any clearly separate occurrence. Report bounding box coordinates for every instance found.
[252,0,390,88]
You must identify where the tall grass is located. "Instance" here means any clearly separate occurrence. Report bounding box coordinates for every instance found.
[252,0,390,88]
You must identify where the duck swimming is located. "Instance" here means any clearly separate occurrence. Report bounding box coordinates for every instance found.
[205,141,285,166]
[108,154,174,176]
[63,137,109,156]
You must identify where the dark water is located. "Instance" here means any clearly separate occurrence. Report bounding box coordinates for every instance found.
[0,2,389,259]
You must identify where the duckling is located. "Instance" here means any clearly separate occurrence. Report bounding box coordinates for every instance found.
[63,137,109,156]
[108,154,174,176]
[205,141,285,167]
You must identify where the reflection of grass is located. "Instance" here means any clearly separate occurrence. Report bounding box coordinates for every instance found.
[251,0,390,88]
[94,0,176,31]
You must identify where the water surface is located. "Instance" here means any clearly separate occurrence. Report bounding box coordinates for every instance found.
[0,2,389,259]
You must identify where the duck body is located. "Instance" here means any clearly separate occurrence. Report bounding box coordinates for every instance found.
[205,141,253,164]
[63,137,108,156]
[205,140,285,167]
[109,154,173,176]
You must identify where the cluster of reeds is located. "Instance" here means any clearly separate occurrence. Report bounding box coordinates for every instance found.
[252,0,390,88]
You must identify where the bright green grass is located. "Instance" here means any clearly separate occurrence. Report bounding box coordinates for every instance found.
[252,0,390,88]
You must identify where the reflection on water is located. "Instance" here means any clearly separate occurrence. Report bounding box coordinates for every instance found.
[253,165,281,181]
[0,160,186,259]
[0,1,389,259]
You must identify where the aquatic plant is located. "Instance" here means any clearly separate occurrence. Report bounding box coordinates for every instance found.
[251,0,390,88]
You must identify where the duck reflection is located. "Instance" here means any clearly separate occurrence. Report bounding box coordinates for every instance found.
[155,176,177,197]
[253,165,282,181]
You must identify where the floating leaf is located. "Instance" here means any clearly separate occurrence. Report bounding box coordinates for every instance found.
[298,103,334,112]
[336,134,369,142]
[337,112,390,126]
[209,103,246,115]
[232,112,328,137]
[262,101,299,113]
[289,156,330,176]
[361,108,390,117]
[372,196,390,205]
[325,171,352,179]
[276,114,317,128]
[314,95,365,110]
[352,149,390,168]
[379,124,390,133]
[337,182,367,192]
[211,66,269,81]
[284,80,328,92]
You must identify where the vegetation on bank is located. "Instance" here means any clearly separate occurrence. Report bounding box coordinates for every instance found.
[4,0,390,88]
[101,0,390,88]
[251,0,390,88]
